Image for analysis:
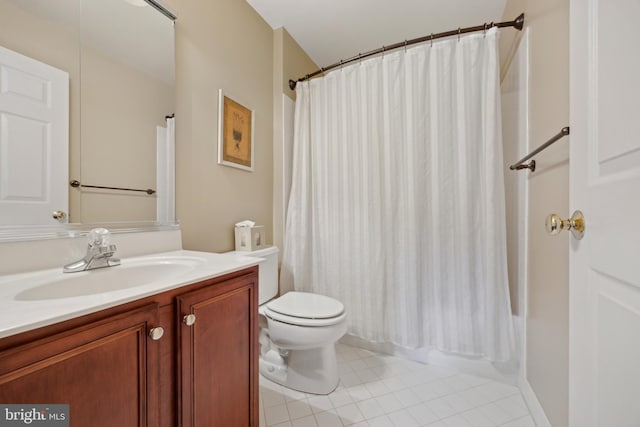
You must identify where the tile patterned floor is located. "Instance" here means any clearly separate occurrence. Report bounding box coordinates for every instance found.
[259,343,535,427]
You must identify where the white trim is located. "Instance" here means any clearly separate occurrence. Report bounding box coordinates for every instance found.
[282,94,294,236]
[156,117,175,223]
[500,27,530,381]
[519,376,552,427]
[521,28,531,381]
[0,221,180,242]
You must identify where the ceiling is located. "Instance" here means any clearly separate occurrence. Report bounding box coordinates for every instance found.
[246,0,508,68]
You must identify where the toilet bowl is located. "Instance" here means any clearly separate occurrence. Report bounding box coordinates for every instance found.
[229,246,347,395]
[260,291,348,394]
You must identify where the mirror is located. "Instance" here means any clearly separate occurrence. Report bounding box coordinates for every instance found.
[0,0,175,230]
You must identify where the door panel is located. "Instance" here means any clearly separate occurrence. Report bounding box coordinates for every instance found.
[570,0,640,425]
[177,275,258,427]
[0,44,69,225]
[0,304,160,426]
[596,283,640,426]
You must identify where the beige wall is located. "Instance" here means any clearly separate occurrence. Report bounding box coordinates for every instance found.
[501,0,570,425]
[278,28,318,102]
[272,28,317,258]
[80,47,173,223]
[173,0,274,252]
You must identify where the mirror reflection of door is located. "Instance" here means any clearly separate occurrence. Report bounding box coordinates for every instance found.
[0,0,175,227]
[0,45,69,225]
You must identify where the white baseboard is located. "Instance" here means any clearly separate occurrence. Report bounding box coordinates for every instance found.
[518,376,552,427]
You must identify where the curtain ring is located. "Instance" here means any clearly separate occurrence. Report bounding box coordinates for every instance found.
[404,40,408,52]
[430,33,434,47]
[483,23,488,37]
[339,59,343,71]
[457,27,461,42]
[381,45,385,59]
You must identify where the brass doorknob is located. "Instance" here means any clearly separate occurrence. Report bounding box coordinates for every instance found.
[52,211,67,221]
[545,210,585,240]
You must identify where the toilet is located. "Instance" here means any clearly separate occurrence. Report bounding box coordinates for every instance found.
[233,246,347,395]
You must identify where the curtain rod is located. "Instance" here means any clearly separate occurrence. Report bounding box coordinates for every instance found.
[289,13,525,90]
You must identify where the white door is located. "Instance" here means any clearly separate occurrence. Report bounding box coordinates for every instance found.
[0,45,69,225]
[570,1,640,426]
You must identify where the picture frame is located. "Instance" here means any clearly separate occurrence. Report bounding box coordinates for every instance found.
[217,89,255,171]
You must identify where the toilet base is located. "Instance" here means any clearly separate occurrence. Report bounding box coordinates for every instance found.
[259,345,340,395]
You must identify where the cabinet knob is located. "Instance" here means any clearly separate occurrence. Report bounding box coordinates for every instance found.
[148,327,164,340]
[183,314,196,326]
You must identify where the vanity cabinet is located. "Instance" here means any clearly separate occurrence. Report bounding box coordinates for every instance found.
[0,266,258,427]
[0,303,161,426]
[177,272,258,426]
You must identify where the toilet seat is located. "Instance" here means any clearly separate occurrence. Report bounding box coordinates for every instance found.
[264,308,347,327]
[264,292,346,327]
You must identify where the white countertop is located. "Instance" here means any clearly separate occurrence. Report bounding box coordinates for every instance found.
[0,250,263,339]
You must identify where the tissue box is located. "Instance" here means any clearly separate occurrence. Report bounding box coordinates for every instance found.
[234,225,266,251]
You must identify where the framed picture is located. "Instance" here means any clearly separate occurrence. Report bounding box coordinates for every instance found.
[217,89,255,171]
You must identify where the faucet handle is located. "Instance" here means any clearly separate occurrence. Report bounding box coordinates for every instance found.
[88,228,111,247]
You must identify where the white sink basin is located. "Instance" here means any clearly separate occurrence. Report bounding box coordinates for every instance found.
[15,256,206,301]
[0,249,263,339]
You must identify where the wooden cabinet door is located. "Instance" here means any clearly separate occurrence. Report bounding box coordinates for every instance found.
[177,273,258,427]
[0,304,161,427]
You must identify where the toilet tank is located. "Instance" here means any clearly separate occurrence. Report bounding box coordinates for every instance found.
[230,246,279,305]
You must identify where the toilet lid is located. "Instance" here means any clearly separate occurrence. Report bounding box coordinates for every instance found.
[265,291,344,319]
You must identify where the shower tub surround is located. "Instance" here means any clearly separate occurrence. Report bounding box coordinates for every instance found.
[259,343,535,427]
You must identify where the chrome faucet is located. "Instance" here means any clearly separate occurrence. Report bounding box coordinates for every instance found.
[63,228,121,273]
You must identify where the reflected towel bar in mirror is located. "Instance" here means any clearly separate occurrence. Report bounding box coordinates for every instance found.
[70,180,156,195]
[510,126,570,172]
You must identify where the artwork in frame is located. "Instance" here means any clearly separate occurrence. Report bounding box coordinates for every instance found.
[217,89,255,171]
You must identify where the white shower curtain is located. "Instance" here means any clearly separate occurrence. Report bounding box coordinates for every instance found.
[282,28,514,362]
